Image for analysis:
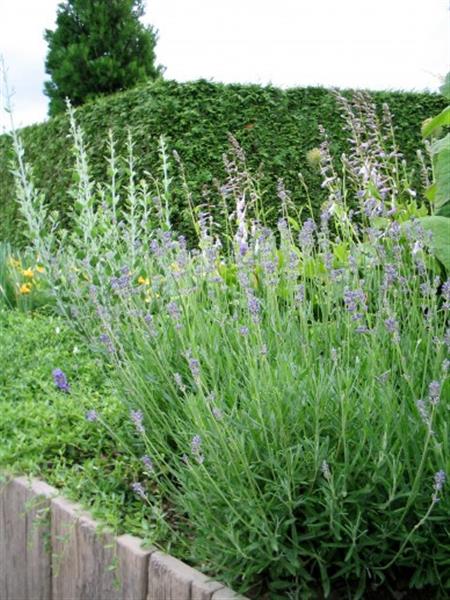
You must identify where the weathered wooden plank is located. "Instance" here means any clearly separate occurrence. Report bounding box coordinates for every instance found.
[191,577,225,600]
[0,476,56,600]
[116,533,153,600]
[147,551,192,600]
[51,495,119,600]
[211,586,247,599]
[147,550,228,600]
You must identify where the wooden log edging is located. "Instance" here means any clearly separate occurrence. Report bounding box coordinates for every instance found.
[0,476,245,600]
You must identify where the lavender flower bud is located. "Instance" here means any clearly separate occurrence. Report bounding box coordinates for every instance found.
[52,368,70,393]
[130,410,145,434]
[131,482,147,500]
[141,455,154,473]
[85,409,98,422]
[428,381,441,406]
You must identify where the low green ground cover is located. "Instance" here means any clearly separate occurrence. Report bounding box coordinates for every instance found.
[0,309,169,542]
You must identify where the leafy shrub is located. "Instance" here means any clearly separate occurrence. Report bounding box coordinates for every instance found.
[0,79,446,244]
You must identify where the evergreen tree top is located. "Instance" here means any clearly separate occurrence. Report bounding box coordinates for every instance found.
[44,0,163,116]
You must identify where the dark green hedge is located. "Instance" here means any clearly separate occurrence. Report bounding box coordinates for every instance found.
[0,79,446,243]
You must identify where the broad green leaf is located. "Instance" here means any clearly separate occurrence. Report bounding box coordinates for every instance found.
[333,241,349,265]
[440,72,450,100]
[417,216,450,272]
[421,106,450,138]
[425,182,436,202]
[430,133,450,156]
[437,199,450,218]
[287,215,300,231]
[432,134,450,209]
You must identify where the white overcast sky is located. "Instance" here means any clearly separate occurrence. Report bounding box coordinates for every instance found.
[1,0,449,131]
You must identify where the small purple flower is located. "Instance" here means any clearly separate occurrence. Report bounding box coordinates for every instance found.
[445,328,450,351]
[343,288,367,323]
[110,272,131,294]
[239,326,249,336]
[298,218,316,251]
[428,381,441,406]
[384,317,399,342]
[144,313,158,337]
[191,435,202,454]
[432,470,446,504]
[186,353,200,381]
[174,372,186,392]
[167,301,182,329]
[321,460,331,481]
[355,325,370,334]
[247,293,261,323]
[416,400,433,433]
[130,410,145,434]
[141,455,154,473]
[190,435,205,464]
[294,284,305,305]
[52,368,70,393]
[85,409,98,422]
[239,241,248,256]
[131,482,147,500]
[99,333,114,353]
[434,470,446,493]
[212,407,223,420]
[442,279,450,310]
[382,264,397,290]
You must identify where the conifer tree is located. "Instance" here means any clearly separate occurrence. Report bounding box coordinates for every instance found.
[44,0,162,116]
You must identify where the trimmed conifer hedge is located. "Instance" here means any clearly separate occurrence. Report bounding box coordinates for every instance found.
[0,79,446,243]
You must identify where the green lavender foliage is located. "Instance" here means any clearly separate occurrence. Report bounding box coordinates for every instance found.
[8,93,450,598]
[0,80,445,244]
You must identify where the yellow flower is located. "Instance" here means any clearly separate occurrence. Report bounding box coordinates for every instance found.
[36,265,45,273]
[19,283,32,294]
[170,262,181,272]
[22,268,34,279]
[138,276,150,285]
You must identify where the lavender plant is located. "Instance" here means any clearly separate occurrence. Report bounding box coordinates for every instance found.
[6,80,449,598]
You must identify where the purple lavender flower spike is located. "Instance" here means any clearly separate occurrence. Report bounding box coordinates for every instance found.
[442,279,450,310]
[247,293,261,323]
[191,434,202,454]
[131,482,147,500]
[99,333,114,353]
[428,381,441,406]
[52,368,70,393]
[185,351,201,381]
[85,409,98,422]
[130,409,145,434]
[432,470,446,504]
[434,470,446,493]
[212,407,223,420]
[298,218,316,251]
[141,455,154,473]
[384,317,399,341]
